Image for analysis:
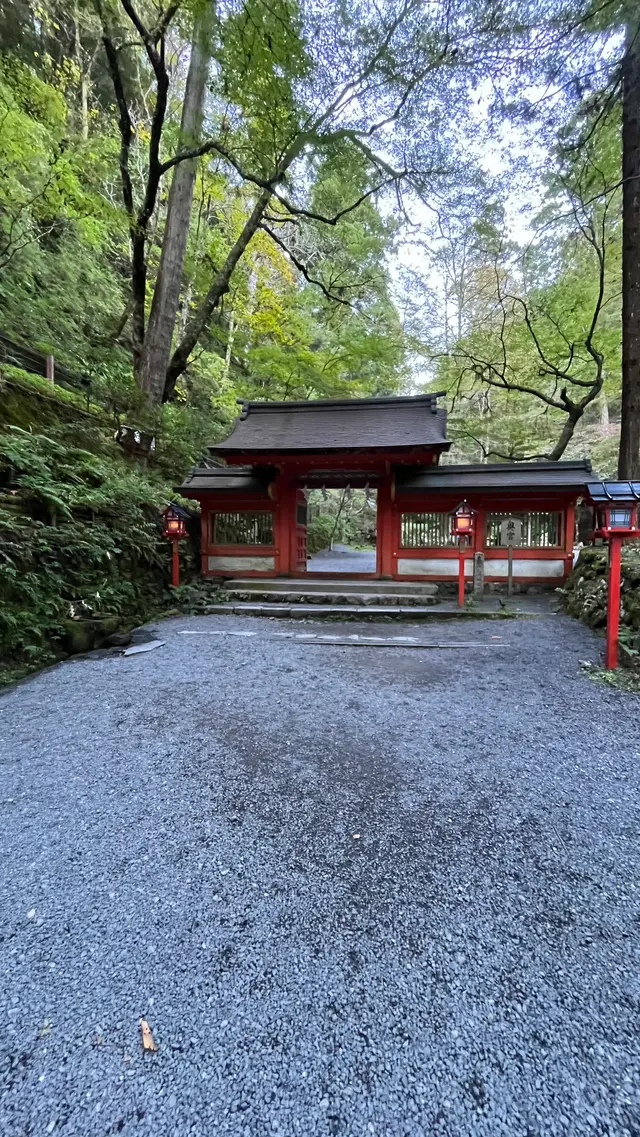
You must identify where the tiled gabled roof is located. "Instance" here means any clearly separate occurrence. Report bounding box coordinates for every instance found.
[396,459,593,492]
[209,394,449,454]
[177,461,275,496]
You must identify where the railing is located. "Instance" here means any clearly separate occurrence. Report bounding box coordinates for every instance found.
[0,331,91,393]
[400,512,457,548]
[212,511,275,546]
[486,511,562,548]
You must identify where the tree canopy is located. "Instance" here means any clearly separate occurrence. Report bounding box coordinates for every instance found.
[0,0,637,473]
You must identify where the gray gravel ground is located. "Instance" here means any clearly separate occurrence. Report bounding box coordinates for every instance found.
[1,610,640,1137]
[306,546,377,573]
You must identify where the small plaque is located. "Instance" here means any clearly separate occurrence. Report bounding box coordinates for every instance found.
[500,517,522,547]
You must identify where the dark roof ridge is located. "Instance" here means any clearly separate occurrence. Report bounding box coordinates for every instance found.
[435,459,592,473]
[236,393,445,416]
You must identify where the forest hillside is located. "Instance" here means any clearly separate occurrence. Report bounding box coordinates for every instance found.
[0,0,638,678]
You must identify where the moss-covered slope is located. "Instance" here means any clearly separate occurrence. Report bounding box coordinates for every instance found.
[562,545,640,665]
[0,368,184,683]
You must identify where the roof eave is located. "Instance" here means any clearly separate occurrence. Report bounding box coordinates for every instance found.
[209,442,451,456]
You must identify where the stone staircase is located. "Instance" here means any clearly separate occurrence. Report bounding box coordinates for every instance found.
[206,577,443,620]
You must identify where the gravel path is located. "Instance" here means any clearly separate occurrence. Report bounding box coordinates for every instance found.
[1,611,640,1137]
[306,546,377,573]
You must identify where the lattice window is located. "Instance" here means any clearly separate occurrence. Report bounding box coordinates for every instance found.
[486,511,562,548]
[400,512,457,548]
[212,511,274,546]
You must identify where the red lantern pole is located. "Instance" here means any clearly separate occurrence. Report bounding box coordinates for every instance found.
[605,535,622,669]
[172,538,180,588]
[458,537,466,608]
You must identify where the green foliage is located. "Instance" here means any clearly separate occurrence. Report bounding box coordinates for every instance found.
[306,514,337,555]
[0,417,174,681]
[306,488,377,552]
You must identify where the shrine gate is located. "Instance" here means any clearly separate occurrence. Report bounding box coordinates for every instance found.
[178,393,593,587]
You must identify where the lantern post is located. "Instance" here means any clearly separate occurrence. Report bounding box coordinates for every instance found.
[587,482,640,669]
[605,536,623,670]
[161,505,188,589]
[451,501,476,608]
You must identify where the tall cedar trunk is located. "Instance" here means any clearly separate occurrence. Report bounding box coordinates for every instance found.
[138,5,213,405]
[619,18,640,478]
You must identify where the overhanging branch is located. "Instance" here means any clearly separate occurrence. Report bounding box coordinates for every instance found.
[260,224,352,306]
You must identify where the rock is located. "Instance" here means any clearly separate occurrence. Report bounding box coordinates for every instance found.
[105,632,132,648]
[61,617,120,655]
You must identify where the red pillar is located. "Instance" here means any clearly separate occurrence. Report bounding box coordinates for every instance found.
[273,470,294,576]
[172,539,180,588]
[458,539,466,607]
[565,501,576,578]
[377,478,395,578]
[200,505,210,576]
[605,536,622,669]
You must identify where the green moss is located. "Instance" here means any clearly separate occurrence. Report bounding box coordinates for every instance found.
[562,545,640,656]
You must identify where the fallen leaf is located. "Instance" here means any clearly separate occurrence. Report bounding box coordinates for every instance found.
[140,1019,158,1052]
[39,1019,52,1037]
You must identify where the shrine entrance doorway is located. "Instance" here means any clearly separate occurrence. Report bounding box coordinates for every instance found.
[298,486,378,576]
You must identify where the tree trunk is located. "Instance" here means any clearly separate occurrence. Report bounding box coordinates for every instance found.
[221,309,236,385]
[619,17,640,478]
[163,186,273,400]
[73,2,89,139]
[547,409,583,461]
[138,4,214,405]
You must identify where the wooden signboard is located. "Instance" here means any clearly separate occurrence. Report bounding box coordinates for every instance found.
[500,517,522,547]
[500,517,522,596]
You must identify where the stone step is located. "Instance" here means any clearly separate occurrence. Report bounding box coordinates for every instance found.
[221,589,439,607]
[223,577,439,597]
[204,603,507,621]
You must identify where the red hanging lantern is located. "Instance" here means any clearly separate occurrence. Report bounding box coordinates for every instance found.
[451,500,476,539]
[162,505,188,540]
[161,505,188,586]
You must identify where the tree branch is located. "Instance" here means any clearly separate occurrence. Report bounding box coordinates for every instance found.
[259,224,352,306]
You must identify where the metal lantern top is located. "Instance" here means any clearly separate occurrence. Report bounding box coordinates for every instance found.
[587,481,640,538]
[451,500,476,538]
[162,504,188,540]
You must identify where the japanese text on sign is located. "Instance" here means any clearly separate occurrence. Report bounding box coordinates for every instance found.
[500,517,522,547]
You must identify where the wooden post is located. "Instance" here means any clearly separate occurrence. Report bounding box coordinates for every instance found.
[172,538,180,588]
[272,470,293,576]
[458,538,465,607]
[46,355,55,384]
[377,479,395,578]
[605,535,623,669]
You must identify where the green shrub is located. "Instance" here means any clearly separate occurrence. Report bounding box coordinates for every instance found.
[0,426,176,680]
[306,514,337,554]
